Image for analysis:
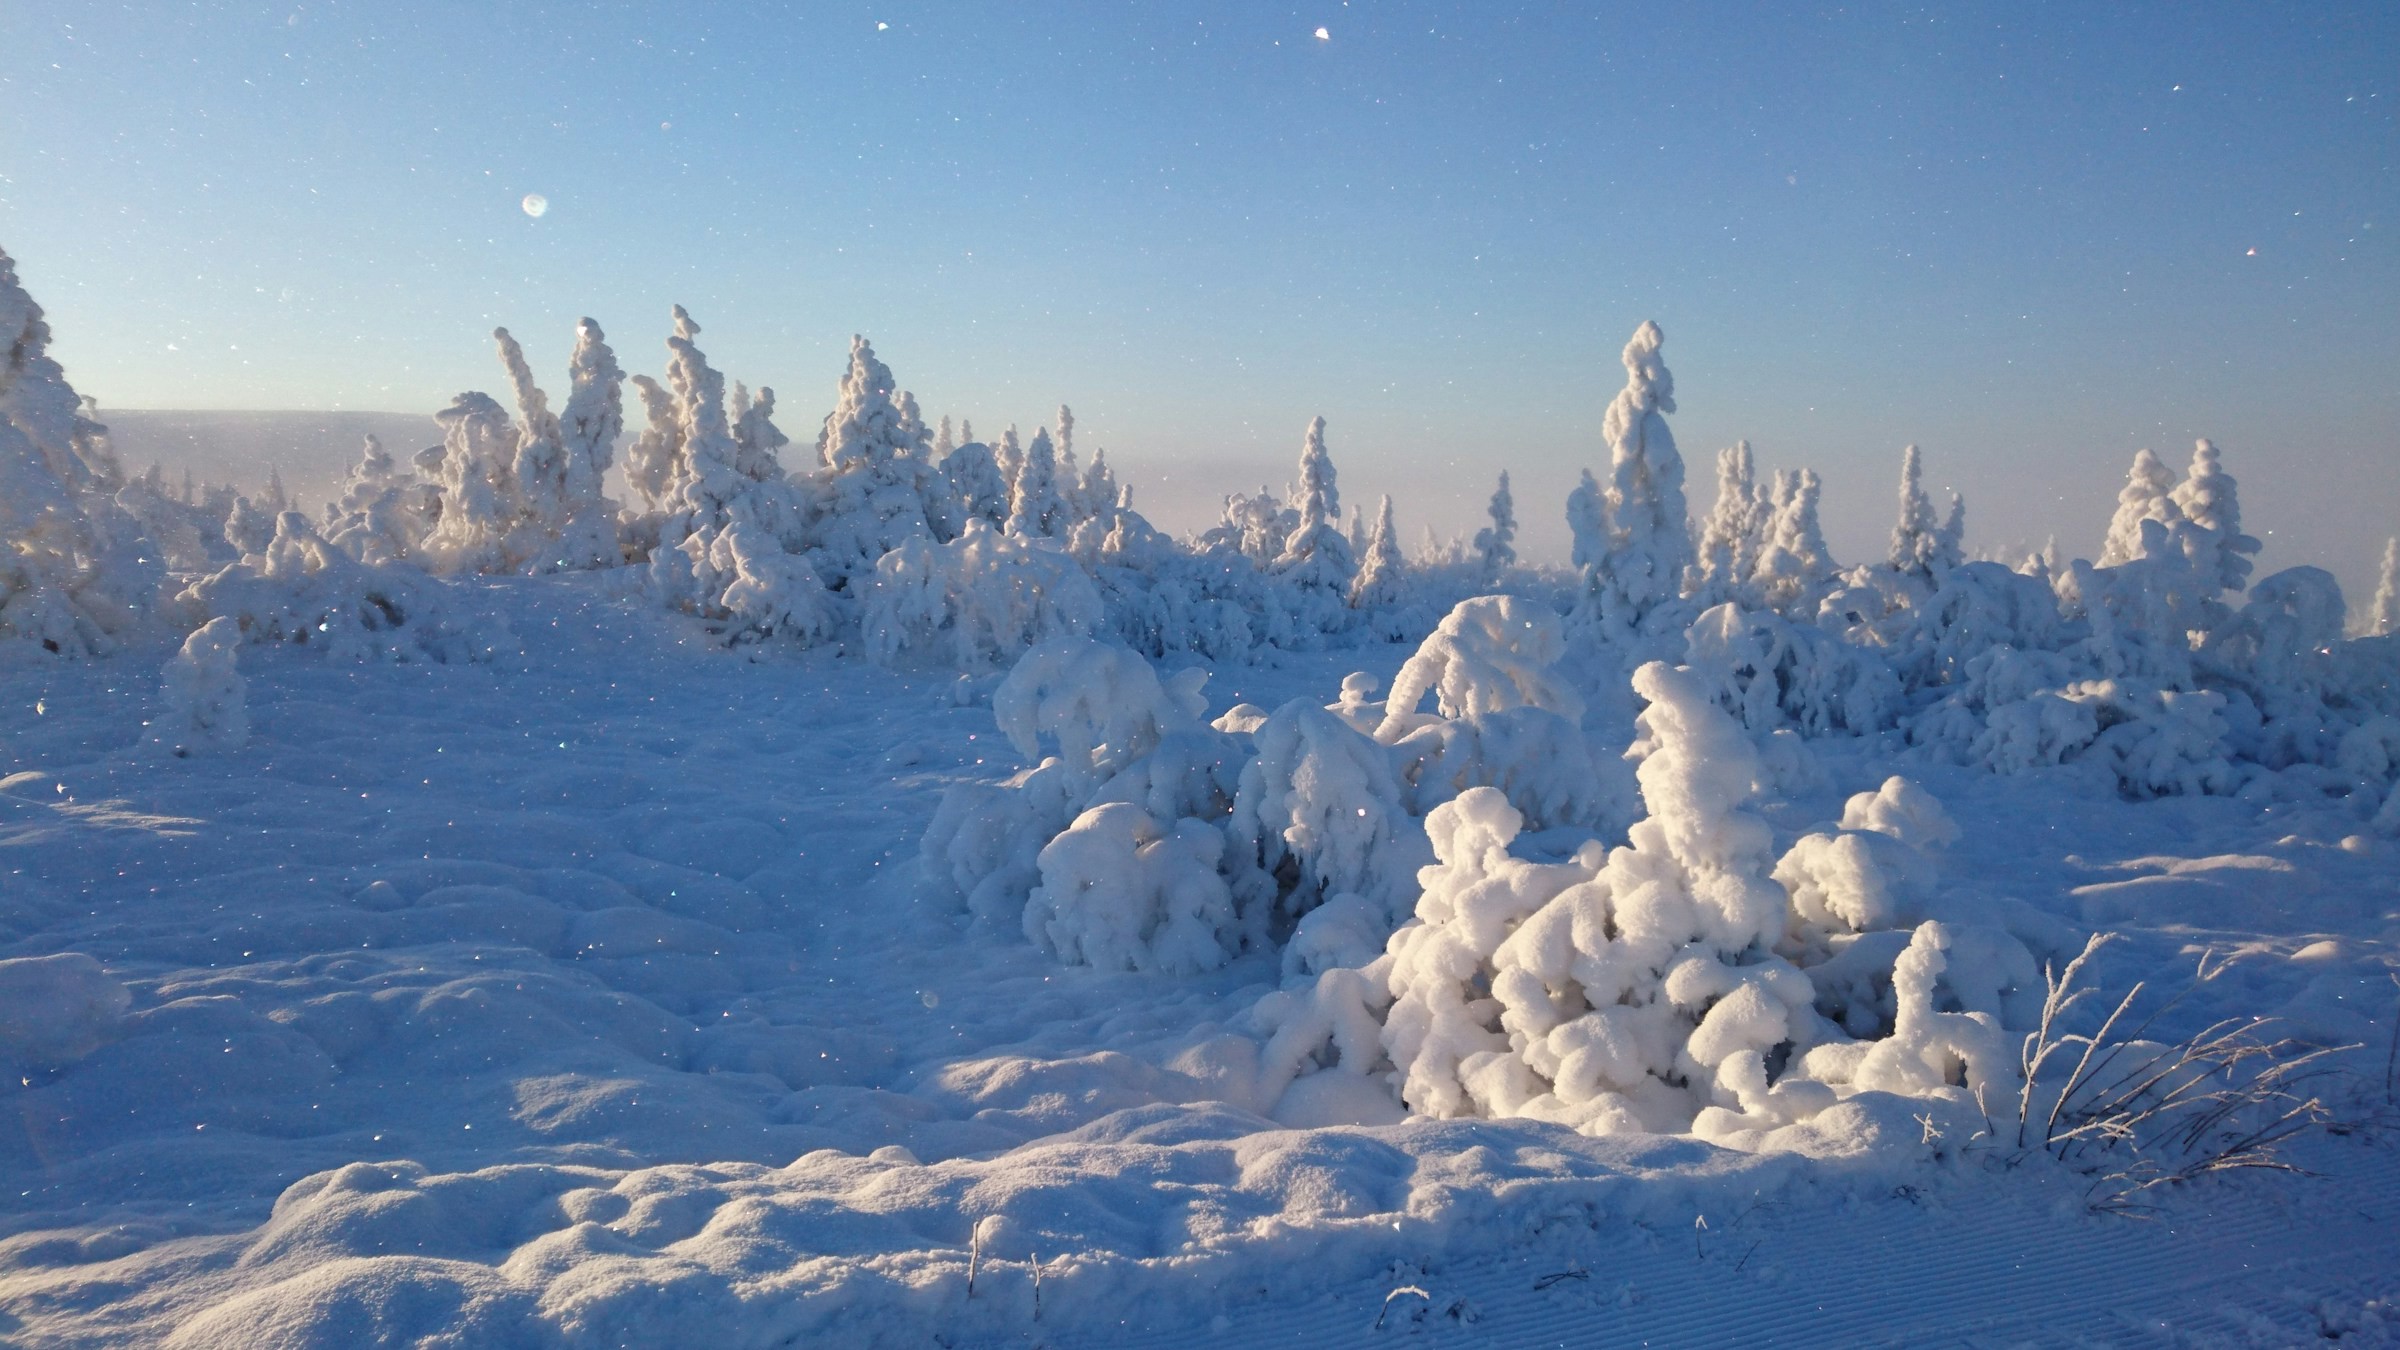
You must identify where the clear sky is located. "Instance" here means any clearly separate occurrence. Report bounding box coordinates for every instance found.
[4,2,2394,595]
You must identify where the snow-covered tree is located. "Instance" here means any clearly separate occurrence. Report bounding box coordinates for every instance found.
[1350,495,1407,610]
[1473,470,1517,575]
[936,438,1009,538]
[1889,444,1942,578]
[811,334,944,584]
[1752,468,1834,614]
[620,373,682,514]
[2169,438,2259,598]
[1270,416,1357,605]
[2369,538,2400,638]
[645,308,819,627]
[1005,427,1067,539]
[495,324,621,571]
[323,434,438,566]
[2098,448,2182,567]
[0,245,159,654]
[1693,441,1763,600]
[414,390,521,575]
[1590,322,1693,631]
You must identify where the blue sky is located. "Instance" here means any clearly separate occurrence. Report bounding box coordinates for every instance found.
[3,2,2393,590]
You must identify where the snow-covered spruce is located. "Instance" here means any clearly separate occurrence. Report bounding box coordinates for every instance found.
[0,244,160,654]
[1580,321,1692,636]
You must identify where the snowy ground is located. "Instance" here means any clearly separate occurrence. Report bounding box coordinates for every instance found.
[3,577,2397,1347]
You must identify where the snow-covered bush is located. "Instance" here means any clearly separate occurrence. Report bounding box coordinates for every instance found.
[1250,660,2058,1145]
[143,615,248,756]
[1022,804,1238,975]
[322,435,439,566]
[180,511,510,663]
[1684,601,1898,737]
[862,519,1103,668]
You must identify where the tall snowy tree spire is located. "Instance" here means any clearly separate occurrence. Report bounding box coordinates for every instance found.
[2368,537,2399,638]
[1006,427,1064,538]
[1592,321,1692,629]
[1694,440,1761,597]
[1351,494,1406,609]
[1473,470,1517,575]
[1889,444,1941,577]
[1272,416,1356,600]
[2169,438,2259,597]
[2098,448,2182,568]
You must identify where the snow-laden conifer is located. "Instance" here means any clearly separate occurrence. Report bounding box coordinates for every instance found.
[1889,444,1942,578]
[1270,416,1356,602]
[1590,322,1693,631]
[1005,427,1066,539]
[812,335,943,583]
[2169,438,2259,598]
[2369,538,2400,638]
[1693,441,1762,599]
[1473,471,1517,575]
[0,245,159,653]
[1349,495,1407,610]
[2098,448,2181,567]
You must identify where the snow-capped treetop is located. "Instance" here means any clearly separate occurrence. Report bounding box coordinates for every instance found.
[1273,416,1356,596]
[2169,438,2259,597]
[622,374,681,513]
[1006,427,1066,538]
[933,415,955,459]
[1752,468,1833,613]
[2368,537,2399,638]
[2098,447,2182,568]
[1080,447,1118,521]
[494,327,562,456]
[1595,321,1694,628]
[1473,470,1517,574]
[1933,494,1966,573]
[729,383,790,482]
[1694,441,1762,597]
[559,319,623,479]
[1889,444,1942,578]
[994,424,1022,493]
[1350,494,1407,610]
[0,245,118,493]
[818,335,921,473]
[1291,415,1339,527]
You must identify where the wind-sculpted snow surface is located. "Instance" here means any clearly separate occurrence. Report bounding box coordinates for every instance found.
[3,565,2397,1347]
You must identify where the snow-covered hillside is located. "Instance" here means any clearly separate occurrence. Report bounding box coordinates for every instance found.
[6,242,2400,1345]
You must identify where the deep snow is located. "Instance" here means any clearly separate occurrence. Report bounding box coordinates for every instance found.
[3,573,2397,1347]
